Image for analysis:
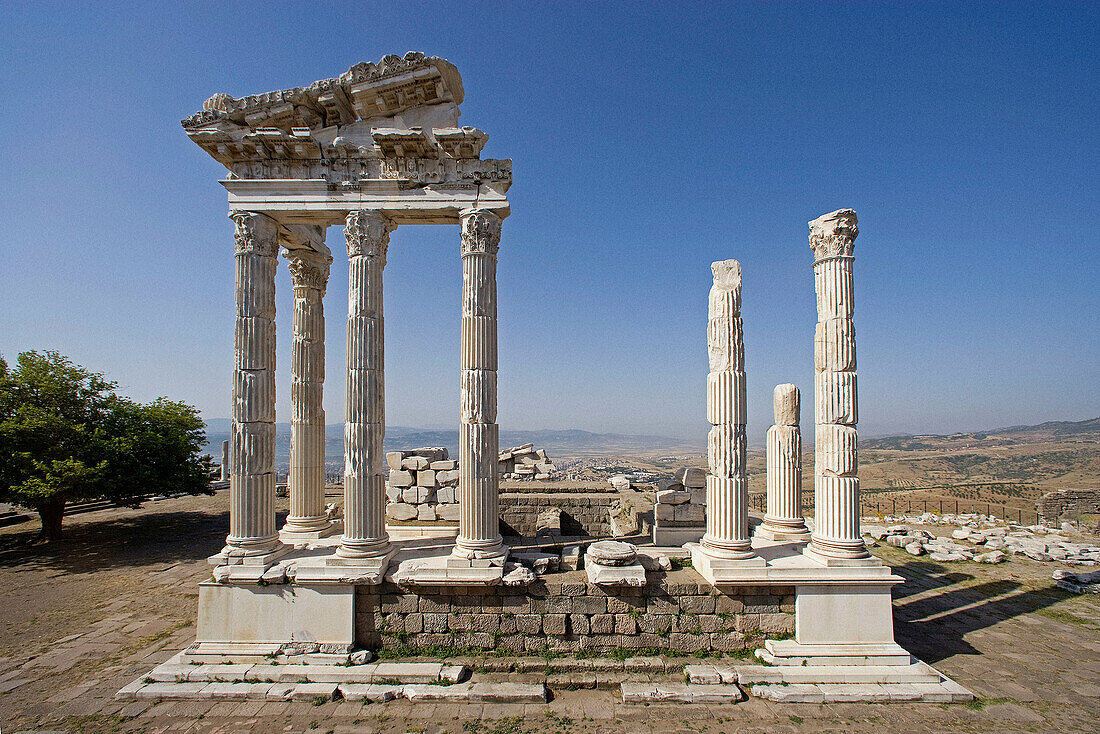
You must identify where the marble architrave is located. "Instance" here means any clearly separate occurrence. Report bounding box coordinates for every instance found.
[804,209,872,565]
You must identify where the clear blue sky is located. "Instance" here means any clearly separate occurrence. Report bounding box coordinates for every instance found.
[2,2,1097,442]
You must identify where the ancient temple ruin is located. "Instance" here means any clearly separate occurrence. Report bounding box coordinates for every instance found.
[122,53,973,704]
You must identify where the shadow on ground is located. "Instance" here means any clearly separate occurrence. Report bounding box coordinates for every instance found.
[0,507,242,575]
[891,559,1075,663]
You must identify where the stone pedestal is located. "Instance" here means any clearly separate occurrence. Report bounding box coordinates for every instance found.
[804,210,872,565]
[335,211,393,570]
[452,209,507,564]
[214,212,287,568]
[695,259,763,580]
[757,384,811,542]
[281,248,338,541]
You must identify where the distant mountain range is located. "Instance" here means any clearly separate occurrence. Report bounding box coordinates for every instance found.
[202,420,702,468]
[860,417,1100,451]
[203,417,1099,469]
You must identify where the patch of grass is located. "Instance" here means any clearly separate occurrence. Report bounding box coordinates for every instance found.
[964,696,1015,711]
[1035,606,1095,629]
[789,714,803,724]
[669,557,693,570]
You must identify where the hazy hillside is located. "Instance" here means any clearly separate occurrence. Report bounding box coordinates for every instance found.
[202,421,701,468]
[861,417,1100,451]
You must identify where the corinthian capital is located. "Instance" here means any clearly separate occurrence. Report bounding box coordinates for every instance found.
[345,210,394,259]
[460,209,502,256]
[286,250,333,293]
[809,209,858,261]
[232,212,279,256]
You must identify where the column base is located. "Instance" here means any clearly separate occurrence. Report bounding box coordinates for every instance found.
[279,519,341,542]
[755,523,811,543]
[700,535,758,560]
[803,544,880,567]
[392,554,508,586]
[208,539,289,569]
[689,543,767,585]
[293,550,394,585]
[451,536,508,563]
[334,536,391,560]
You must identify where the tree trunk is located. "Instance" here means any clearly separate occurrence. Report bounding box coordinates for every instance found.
[37,500,65,542]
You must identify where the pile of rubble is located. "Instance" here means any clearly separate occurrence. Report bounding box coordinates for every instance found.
[864,512,1005,527]
[867,524,1100,565]
[498,444,555,480]
[385,447,460,522]
[386,445,557,523]
[652,468,706,545]
[1053,569,1100,594]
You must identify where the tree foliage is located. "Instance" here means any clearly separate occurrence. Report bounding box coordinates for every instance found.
[0,351,215,541]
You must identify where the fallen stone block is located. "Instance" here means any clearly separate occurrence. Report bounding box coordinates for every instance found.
[657,489,691,505]
[338,683,403,702]
[621,682,742,703]
[134,682,211,700]
[751,683,824,703]
[817,683,892,702]
[290,683,339,701]
[404,682,547,702]
[204,682,272,699]
[387,503,417,521]
[389,469,414,487]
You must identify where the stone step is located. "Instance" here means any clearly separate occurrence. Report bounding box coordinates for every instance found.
[403,682,548,703]
[751,679,974,703]
[447,655,673,674]
[735,662,943,685]
[684,664,738,684]
[620,682,744,703]
[118,677,543,703]
[143,660,466,685]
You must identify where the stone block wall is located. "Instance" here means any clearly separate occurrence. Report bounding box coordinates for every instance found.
[354,573,794,654]
[1039,488,1100,529]
[499,493,615,537]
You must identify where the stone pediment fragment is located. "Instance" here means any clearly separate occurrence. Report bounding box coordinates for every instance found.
[182,52,462,133]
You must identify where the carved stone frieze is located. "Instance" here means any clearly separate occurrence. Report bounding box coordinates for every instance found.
[345,211,395,259]
[183,52,461,132]
[460,210,502,256]
[809,208,859,261]
[232,213,279,257]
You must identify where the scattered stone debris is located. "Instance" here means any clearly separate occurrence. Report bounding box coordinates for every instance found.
[1053,569,1100,594]
[652,467,706,544]
[385,447,458,523]
[866,522,1100,565]
[499,444,556,480]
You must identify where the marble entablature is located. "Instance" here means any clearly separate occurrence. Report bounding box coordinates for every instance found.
[182,52,511,191]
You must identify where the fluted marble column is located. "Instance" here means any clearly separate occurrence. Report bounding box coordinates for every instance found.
[807,209,870,561]
[453,209,506,561]
[757,384,811,542]
[700,259,757,560]
[281,248,335,540]
[336,211,393,560]
[224,212,281,560]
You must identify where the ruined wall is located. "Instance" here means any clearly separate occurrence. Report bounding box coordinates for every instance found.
[1039,489,1100,530]
[354,574,794,654]
[498,493,616,537]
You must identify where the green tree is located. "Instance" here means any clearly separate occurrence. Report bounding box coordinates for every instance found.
[0,351,215,541]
